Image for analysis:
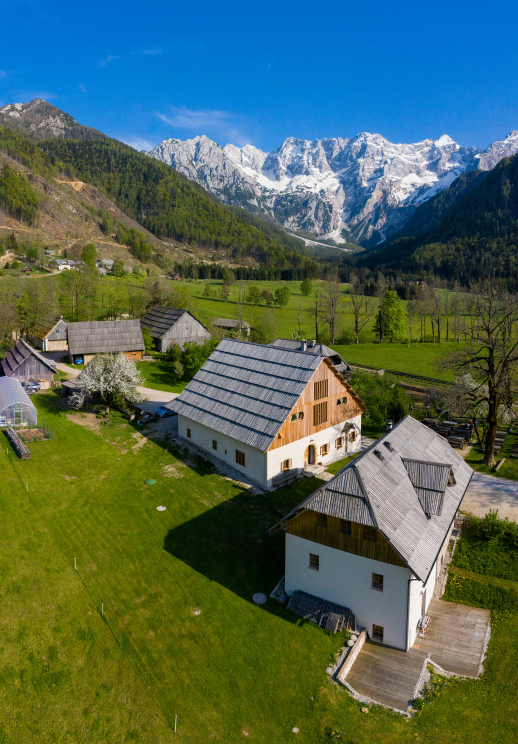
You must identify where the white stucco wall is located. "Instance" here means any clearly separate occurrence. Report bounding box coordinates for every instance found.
[176,413,362,490]
[177,415,267,487]
[285,533,413,650]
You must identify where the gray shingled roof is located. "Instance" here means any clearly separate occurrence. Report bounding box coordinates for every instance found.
[1,338,56,377]
[67,320,145,356]
[31,317,67,340]
[139,305,208,340]
[269,416,473,583]
[268,338,350,374]
[166,338,331,451]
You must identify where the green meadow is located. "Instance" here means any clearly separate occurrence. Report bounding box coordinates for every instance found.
[0,391,516,743]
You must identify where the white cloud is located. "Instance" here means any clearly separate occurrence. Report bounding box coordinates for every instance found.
[120,135,154,152]
[99,54,119,68]
[78,82,87,94]
[155,106,249,146]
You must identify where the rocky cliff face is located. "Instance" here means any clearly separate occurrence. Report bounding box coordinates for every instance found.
[149,130,518,246]
[0,99,103,140]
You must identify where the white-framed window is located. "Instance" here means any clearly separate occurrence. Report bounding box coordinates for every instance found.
[212,439,218,451]
[186,428,191,439]
[372,573,384,591]
[309,553,319,571]
[236,450,245,466]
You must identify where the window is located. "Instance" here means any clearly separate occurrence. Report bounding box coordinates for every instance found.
[314,379,328,400]
[313,401,328,426]
[212,439,218,451]
[186,428,191,439]
[372,624,384,642]
[316,513,327,528]
[320,443,329,456]
[349,430,357,442]
[364,525,376,541]
[336,396,347,405]
[336,437,344,449]
[340,519,351,535]
[309,553,320,571]
[281,458,292,472]
[372,573,384,591]
[236,450,245,466]
[290,411,304,422]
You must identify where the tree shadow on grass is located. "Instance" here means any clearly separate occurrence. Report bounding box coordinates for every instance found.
[163,476,320,621]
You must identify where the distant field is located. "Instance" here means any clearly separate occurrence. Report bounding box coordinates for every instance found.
[1,391,515,743]
[334,342,457,381]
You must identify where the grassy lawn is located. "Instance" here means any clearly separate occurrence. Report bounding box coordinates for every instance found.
[332,342,456,381]
[137,359,187,394]
[464,431,518,481]
[1,390,516,742]
[326,454,360,476]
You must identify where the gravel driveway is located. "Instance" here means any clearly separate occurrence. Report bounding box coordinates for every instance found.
[463,471,518,522]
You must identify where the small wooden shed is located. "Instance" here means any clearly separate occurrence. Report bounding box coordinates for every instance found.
[30,317,68,352]
[66,320,145,365]
[140,306,211,352]
[0,339,56,388]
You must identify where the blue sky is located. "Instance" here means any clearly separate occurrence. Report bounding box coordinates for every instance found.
[1,0,518,152]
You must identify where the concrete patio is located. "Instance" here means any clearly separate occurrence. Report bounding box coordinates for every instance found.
[342,599,491,712]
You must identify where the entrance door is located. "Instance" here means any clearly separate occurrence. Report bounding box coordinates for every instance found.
[308,444,316,465]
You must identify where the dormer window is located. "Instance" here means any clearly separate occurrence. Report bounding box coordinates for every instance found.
[383,441,393,452]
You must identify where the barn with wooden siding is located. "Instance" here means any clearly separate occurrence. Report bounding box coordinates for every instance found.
[0,339,56,388]
[269,416,473,651]
[140,306,211,352]
[66,320,145,365]
[166,338,365,490]
[30,317,68,352]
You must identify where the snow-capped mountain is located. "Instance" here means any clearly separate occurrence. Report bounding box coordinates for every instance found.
[148,130,518,246]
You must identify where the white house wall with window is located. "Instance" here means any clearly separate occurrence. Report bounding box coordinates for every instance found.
[167,338,365,491]
[269,416,474,651]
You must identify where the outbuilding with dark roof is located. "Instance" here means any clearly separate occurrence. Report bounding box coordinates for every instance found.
[140,306,210,352]
[66,320,145,364]
[1,339,56,388]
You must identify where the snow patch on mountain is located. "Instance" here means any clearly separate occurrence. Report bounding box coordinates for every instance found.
[148,129,518,246]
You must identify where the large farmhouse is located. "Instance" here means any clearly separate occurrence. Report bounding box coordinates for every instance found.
[167,338,365,490]
[67,320,145,365]
[140,306,211,352]
[0,339,56,388]
[269,416,473,651]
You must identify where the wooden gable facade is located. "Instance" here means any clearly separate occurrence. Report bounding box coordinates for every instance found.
[268,357,365,451]
[285,509,407,568]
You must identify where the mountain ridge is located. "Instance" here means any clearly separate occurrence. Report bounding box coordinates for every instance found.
[148,129,518,247]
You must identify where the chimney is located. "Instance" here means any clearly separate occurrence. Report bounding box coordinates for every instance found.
[300,340,307,352]
[385,419,393,432]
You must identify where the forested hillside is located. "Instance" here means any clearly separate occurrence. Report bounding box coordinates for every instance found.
[362,154,518,286]
[38,138,317,273]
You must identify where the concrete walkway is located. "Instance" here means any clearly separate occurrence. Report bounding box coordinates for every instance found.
[463,471,518,522]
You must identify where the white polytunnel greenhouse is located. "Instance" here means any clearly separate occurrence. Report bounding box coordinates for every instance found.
[0,377,37,428]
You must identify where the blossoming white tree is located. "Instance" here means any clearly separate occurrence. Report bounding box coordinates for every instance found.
[72,353,143,416]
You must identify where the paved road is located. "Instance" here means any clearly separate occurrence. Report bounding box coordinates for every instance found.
[463,471,518,522]
[55,361,178,404]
